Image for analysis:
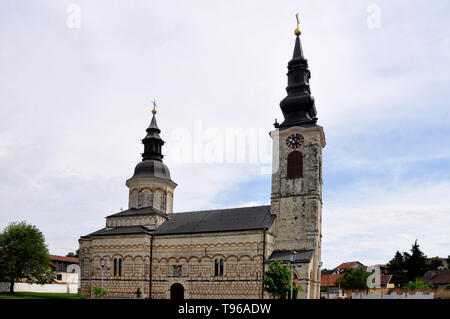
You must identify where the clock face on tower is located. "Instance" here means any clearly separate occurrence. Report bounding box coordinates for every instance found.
[286,133,305,149]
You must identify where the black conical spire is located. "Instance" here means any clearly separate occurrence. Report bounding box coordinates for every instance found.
[292,35,305,60]
[141,111,164,161]
[278,31,318,129]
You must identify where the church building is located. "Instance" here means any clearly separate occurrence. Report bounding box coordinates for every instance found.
[79,23,325,299]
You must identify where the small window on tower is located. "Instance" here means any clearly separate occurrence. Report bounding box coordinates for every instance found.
[287,151,303,179]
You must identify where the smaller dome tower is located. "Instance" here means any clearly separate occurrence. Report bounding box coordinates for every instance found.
[125,105,177,214]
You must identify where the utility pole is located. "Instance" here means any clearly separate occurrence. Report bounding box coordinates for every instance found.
[100,258,105,290]
[290,251,297,299]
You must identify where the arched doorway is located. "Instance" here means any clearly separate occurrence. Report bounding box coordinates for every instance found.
[170,283,184,300]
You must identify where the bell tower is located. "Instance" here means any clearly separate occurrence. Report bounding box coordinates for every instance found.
[270,16,325,298]
[126,103,177,214]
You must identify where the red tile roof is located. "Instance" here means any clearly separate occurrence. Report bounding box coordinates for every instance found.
[422,270,450,285]
[49,254,79,263]
[380,274,392,286]
[321,273,344,287]
[427,257,447,262]
[335,261,365,270]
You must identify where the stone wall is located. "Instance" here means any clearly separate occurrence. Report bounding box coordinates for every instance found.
[270,125,324,252]
[343,288,450,299]
[79,234,151,298]
[79,229,275,299]
[269,125,325,299]
[150,230,274,299]
[106,215,166,228]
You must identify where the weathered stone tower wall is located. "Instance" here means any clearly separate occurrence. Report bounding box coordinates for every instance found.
[270,125,324,250]
[270,125,325,299]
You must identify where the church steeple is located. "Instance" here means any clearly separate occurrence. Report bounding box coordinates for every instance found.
[269,15,325,299]
[141,112,164,162]
[278,17,318,129]
[126,102,177,213]
[129,103,174,182]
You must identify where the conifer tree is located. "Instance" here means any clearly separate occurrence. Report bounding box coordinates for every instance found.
[403,240,429,282]
[387,251,407,287]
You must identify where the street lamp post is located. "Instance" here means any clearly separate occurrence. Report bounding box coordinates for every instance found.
[100,258,106,290]
[290,251,297,299]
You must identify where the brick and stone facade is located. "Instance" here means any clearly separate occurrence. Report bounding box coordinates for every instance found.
[79,212,277,299]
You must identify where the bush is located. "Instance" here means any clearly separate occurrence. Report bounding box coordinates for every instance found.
[446,284,450,290]
[93,286,108,299]
[403,278,433,290]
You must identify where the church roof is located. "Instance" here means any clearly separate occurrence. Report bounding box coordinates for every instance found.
[82,226,154,238]
[154,205,274,235]
[131,159,173,181]
[106,206,169,219]
[81,205,274,239]
[267,250,314,263]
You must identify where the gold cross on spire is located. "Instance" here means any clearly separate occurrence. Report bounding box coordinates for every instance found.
[152,99,157,115]
[295,13,302,36]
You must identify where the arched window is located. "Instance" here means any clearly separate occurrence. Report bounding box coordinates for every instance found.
[154,191,161,210]
[214,258,224,277]
[143,191,149,206]
[287,151,303,179]
[161,193,166,212]
[114,258,123,277]
[130,191,138,208]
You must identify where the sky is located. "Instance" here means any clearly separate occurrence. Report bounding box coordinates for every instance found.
[0,0,449,269]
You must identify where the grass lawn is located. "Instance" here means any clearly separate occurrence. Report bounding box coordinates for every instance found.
[0,292,87,299]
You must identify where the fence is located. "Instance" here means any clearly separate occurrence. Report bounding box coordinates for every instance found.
[321,288,450,299]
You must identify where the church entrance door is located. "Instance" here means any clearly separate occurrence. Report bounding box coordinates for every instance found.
[170,283,184,300]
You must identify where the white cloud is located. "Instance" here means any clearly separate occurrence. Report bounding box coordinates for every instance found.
[322,179,450,268]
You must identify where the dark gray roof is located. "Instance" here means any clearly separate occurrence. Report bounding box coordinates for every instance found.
[132,159,173,180]
[82,226,153,238]
[267,250,314,263]
[106,206,169,219]
[154,205,274,235]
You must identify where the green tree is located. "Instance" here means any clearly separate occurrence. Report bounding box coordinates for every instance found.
[403,240,429,282]
[447,255,450,270]
[387,251,408,287]
[335,268,370,290]
[66,249,79,258]
[428,258,444,270]
[403,277,433,290]
[0,221,56,294]
[262,259,301,299]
